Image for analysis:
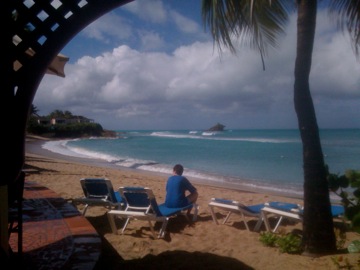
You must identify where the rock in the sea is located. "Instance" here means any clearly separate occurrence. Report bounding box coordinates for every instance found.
[207,123,225,131]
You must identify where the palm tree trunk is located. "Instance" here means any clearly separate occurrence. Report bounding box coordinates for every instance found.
[294,0,337,254]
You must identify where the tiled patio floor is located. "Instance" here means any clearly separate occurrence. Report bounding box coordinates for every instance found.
[8,181,102,270]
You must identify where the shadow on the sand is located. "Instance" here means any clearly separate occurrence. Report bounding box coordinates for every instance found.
[87,213,203,241]
[121,250,254,269]
[95,247,254,270]
[89,214,253,270]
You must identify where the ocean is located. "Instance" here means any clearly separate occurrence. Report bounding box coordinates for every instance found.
[41,129,360,198]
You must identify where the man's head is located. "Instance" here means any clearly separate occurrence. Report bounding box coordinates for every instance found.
[173,164,184,176]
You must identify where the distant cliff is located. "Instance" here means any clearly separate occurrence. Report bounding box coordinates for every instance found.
[207,123,225,131]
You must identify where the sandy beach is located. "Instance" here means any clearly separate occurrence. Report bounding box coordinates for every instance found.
[24,137,360,269]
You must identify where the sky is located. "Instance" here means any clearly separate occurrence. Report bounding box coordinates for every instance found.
[34,0,360,131]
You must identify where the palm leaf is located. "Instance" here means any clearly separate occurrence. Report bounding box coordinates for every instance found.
[202,0,293,69]
[329,0,360,58]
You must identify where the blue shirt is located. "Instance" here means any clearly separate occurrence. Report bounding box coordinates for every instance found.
[165,175,197,208]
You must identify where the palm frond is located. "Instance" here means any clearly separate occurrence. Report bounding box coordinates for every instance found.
[202,0,293,69]
[202,0,238,53]
[329,0,360,58]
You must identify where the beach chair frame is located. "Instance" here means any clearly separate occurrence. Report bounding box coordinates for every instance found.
[261,203,345,232]
[209,198,300,232]
[107,186,198,238]
[73,178,125,215]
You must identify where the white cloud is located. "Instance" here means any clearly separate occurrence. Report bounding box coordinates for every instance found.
[82,12,133,43]
[170,10,200,34]
[35,8,360,130]
[138,31,166,51]
[124,0,167,24]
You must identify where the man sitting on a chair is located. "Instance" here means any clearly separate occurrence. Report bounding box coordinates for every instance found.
[165,164,198,214]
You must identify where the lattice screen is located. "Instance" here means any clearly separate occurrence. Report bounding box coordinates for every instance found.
[11,0,89,75]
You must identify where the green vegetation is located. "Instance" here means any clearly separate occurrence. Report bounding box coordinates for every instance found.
[27,107,115,138]
[259,231,303,254]
[259,228,348,255]
[331,255,356,270]
[327,166,360,232]
[259,222,360,268]
[334,228,347,250]
[258,231,278,247]
[331,241,360,270]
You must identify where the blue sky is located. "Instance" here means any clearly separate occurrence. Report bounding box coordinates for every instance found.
[35,0,360,130]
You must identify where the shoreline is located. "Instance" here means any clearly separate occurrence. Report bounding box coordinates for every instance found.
[25,136,344,203]
[25,136,304,199]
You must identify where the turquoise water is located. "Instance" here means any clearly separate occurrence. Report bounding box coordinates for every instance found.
[42,129,360,197]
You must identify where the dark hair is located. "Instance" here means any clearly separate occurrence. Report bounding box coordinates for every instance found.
[173,164,184,175]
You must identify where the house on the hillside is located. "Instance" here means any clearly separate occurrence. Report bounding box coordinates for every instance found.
[37,116,94,125]
[37,117,51,125]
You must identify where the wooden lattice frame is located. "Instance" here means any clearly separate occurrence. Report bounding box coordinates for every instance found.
[11,0,133,89]
[0,0,133,186]
[0,0,133,257]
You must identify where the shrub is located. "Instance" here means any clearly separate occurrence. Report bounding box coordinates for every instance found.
[275,233,302,254]
[259,231,303,254]
[259,231,278,247]
[326,166,360,232]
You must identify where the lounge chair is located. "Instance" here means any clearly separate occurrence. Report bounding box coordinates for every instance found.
[72,178,126,215]
[208,198,299,232]
[107,186,198,238]
[261,202,345,232]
